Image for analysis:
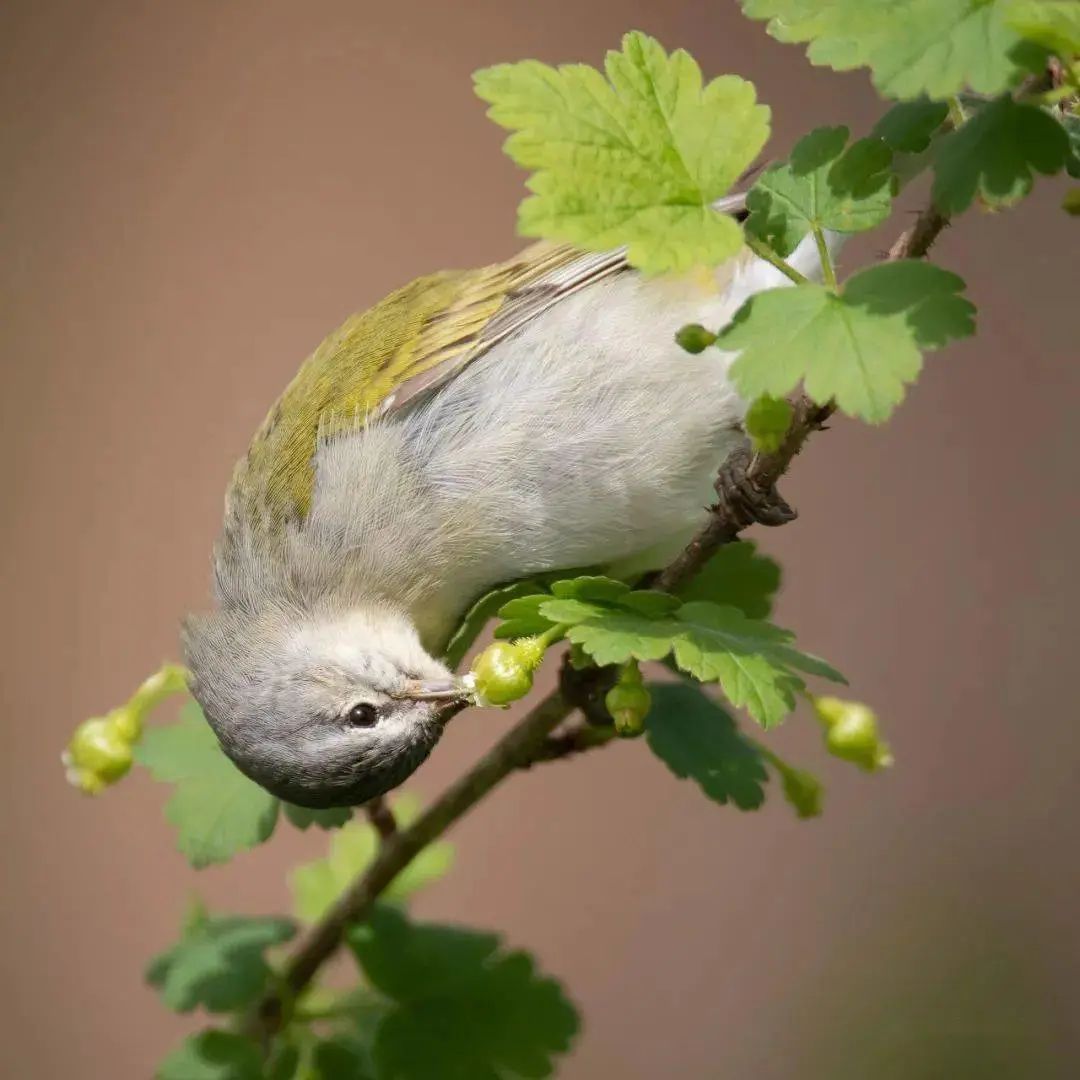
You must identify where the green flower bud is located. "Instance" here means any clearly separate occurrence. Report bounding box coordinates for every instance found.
[745,394,794,454]
[812,695,893,772]
[780,766,824,819]
[675,323,717,354]
[65,717,134,786]
[470,641,535,706]
[65,766,108,796]
[605,663,651,736]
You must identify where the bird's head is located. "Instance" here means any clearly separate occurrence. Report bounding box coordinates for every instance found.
[182,603,465,808]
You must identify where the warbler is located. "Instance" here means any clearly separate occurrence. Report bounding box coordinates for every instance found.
[184,196,833,807]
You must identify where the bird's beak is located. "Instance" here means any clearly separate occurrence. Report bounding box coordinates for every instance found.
[394,677,468,702]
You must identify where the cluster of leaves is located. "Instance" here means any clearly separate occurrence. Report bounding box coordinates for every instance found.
[154,898,579,1079]
[146,791,577,1077]
[493,568,842,731]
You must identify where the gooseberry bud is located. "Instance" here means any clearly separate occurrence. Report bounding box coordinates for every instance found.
[675,323,717,354]
[779,766,824,819]
[745,394,794,454]
[470,642,535,707]
[64,765,107,795]
[812,696,893,772]
[605,664,651,736]
[65,717,134,786]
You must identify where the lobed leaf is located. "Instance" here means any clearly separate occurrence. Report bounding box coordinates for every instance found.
[146,909,295,1014]
[283,803,352,830]
[135,702,279,868]
[746,126,895,256]
[932,95,1072,214]
[676,541,781,619]
[157,1032,263,1080]
[348,906,579,1079]
[474,30,769,273]
[645,683,769,809]
[871,99,949,154]
[740,0,1046,100]
[723,261,976,423]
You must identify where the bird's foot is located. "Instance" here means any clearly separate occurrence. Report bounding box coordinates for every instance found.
[714,446,797,529]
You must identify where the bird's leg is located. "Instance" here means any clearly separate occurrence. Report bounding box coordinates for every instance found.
[714,443,797,529]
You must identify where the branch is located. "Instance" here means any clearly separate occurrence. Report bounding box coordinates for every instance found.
[251,188,952,1042]
[364,796,398,842]
[523,720,617,766]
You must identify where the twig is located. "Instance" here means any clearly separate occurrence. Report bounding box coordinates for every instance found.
[251,689,573,1037]
[364,796,397,841]
[251,187,952,1043]
[888,203,949,261]
[522,721,617,767]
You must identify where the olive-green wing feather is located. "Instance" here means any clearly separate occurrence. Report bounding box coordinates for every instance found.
[229,241,627,527]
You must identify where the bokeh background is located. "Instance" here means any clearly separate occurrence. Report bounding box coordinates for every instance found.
[3,1,1078,1076]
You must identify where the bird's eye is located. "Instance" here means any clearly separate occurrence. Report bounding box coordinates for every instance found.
[345,703,379,728]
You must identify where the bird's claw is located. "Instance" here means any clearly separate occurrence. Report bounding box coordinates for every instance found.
[714,447,797,529]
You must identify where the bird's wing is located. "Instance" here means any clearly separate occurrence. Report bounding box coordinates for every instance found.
[378,190,750,420]
[231,192,747,526]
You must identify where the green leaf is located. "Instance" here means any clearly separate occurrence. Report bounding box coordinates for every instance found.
[872,99,950,153]
[740,0,1045,99]
[1063,112,1080,178]
[309,1036,376,1080]
[443,580,545,669]
[492,573,834,727]
[548,575,631,602]
[723,261,976,423]
[493,594,554,640]
[745,394,794,453]
[1006,1,1080,56]
[566,601,841,728]
[283,803,352,830]
[291,795,453,922]
[135,702,279,868]
[677,541,781,619]
[746,126,894,256]
[158,1032,263,1080]
[348,906,579,1080]
[932,95,1071,213]
[645,682,768,809]
[474,30,769,273]
[1064,186,1080,214]
[146,908,295,1013]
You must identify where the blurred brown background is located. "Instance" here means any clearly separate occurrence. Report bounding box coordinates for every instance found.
[2,1,1078,1077]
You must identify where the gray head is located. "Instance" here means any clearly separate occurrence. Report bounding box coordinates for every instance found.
[182,603,462,808]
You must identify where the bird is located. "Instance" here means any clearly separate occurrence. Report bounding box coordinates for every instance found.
[183,194,834,808]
